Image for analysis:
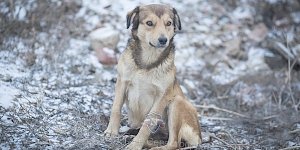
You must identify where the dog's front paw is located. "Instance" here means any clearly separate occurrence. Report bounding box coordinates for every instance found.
[103,127,118,137]
[125,142,143,150]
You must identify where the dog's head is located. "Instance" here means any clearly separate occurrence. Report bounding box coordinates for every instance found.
[127,4,181,49]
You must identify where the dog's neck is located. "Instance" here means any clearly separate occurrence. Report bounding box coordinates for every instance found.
[130,38,175,70]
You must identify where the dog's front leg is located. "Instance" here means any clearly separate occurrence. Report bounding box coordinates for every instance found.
[104,76,127,136]
[125,96,170,150]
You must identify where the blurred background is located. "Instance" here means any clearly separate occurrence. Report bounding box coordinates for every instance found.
[0,0,299,149]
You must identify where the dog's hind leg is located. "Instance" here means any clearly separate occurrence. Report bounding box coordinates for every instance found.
[151,96,201,150]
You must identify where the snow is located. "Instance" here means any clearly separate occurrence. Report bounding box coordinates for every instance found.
[0,49,30,108]
[175,47,205,70]
[1,0,300,149]
[66,39,89,56]
[14,5,26,20]
[0,82,19,108]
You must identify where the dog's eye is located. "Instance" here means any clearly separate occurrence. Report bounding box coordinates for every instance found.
[146,21,153,26]
[166,21,172,26]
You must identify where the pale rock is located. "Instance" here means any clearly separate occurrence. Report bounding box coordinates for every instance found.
[230,82,267,107]
[211,70,239,85]
[232,6,254,22]
[247,47,270,71]
[275,17,290,26]
[204,36,222,47]
[95,47,117,65]
[211,38,222,47]
[223,24,239,32]
[248,23,268,42]
[119,126,130,133]
[291,11,300,24]
[195,25,210,33]
[225,38,242,58]
[89,27,120,50]
[89,27,120,65]
[201,132,213,143]
[287,141,296,147]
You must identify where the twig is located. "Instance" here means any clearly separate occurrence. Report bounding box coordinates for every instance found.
[219,130,238,144]
[200,116,233,121]
[279,146,300,150]
[289,129,300,134]
[276,42,295,59]
[180,146,198,149]
[287,59,299,112]
[262,115,279,120]
[210,134,233,149]
[196,105,248,118]
[217,96,230,100]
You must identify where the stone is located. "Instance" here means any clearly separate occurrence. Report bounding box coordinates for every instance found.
[247,47,270,71]
[89,27,120,50]
[225,38,245,59]
[232,6,254,23]
[89,27,120,65]
[248,23,268,42]
[94,47,117,65]
[291,11,300,24]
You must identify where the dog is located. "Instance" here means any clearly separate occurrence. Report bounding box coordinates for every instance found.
[104,4,202,149]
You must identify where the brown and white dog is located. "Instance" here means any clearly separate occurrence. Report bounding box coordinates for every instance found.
[104,4,202,149]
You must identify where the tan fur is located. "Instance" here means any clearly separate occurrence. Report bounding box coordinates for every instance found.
[104,4,201,149]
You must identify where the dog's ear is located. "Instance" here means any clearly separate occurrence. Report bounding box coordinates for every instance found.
[126,6,139,29]
[172,8,181,30]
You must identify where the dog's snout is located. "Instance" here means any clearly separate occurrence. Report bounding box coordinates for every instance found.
[158,37,167,45]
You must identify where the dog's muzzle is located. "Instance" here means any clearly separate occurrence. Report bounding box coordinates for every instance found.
[158,37,167,45]
[149,36,168,48]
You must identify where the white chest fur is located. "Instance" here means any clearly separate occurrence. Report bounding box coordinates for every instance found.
[118,60,174,128]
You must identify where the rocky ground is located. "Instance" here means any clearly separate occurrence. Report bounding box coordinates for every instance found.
[0,0,300,149]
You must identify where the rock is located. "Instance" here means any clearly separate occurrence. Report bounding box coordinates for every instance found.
[248,23,268,42]
[291,11,300,24]
[265,39,300,69]
[89,27,120,65]
[95,47,117,65]
[225,38,246,59]
[222,24,239,32]
[24,51,36,66]
[89,27,120,50]
[231,6,254,23]
[230,81,267,107]
[203,36,222,48]
[275,17,290,27]
[1,74,12,82]
[247,47,270,71]
[264,52,287,70]
[119,126,130,133]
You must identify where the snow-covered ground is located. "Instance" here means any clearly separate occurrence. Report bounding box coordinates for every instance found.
[1,0,300,149]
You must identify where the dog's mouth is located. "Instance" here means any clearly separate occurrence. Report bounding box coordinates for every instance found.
[149,42,166,48]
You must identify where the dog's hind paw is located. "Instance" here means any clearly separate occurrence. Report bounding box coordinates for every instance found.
[149,146,168,150]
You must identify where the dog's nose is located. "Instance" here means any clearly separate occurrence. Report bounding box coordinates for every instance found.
[158,37,167,45]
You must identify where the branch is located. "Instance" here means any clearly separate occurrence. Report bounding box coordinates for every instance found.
[196,104,249,118]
